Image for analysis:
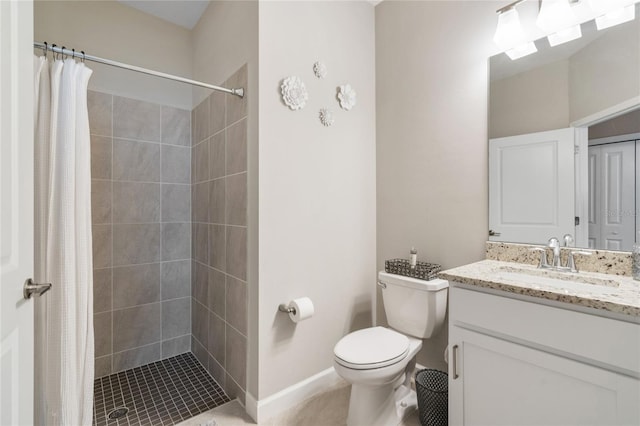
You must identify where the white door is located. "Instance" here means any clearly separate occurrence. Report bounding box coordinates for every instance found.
[489,128,576,244]
[588,141,636,251]
[0,1,35,425]
[449,327,640,426]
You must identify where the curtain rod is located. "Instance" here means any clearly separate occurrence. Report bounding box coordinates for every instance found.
[34,41,244,98]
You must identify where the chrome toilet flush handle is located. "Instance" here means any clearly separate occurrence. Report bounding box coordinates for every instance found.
[377,280,387,289]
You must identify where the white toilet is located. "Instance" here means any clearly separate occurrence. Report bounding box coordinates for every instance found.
[333,271,448,426]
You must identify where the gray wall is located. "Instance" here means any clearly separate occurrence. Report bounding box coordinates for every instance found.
[89,90,192,377]
[375,0,498,371]
[190,66,248,403]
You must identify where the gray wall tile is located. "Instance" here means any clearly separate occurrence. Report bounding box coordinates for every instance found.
[112,303,161,352]
[226,119,247,175]
[94,312,112,357]
[225,325,246,387]
[192,336,208,368]
[161,106,190,146]
[91,135,112,180]
[112,182,160,223]
[192,299,209,349]
[194,97,209,144]
[194,140,209,183]
[92,225,112,268]
[93,268,112,314]
[225,65,248,126]
[162,223,191,261]
[225,173,246,226]
[112,263,161,309]
[208,312,226,366]
[88,91,112,137]
[210,91,225,136]
[207,355,226,388]
[113,139,160,182]
[161,184,190,222]
[193,182,209,223]
[162,298,190,340]
[226,276,247,336]
[225,226,246,280]
[112,224,161,266]
[112,343,161,373]
[191,109,197,147]
[208,268,225,318]
[91,180,112,224]
[209,225,226,271]
[113,96,160,142]
[209,179,225,224]
[162,335,190,358]
[192,262,208,306]
[161,260,190,300]
[209,132,225,180]
[225,374,245,405]
[94,355,112,378]
[193,223,208,264]
[161,145,190,184]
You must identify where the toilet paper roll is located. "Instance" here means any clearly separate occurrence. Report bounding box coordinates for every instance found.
[289,297,314,323]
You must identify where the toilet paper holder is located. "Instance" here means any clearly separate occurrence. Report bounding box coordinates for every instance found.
[278,303,297,315]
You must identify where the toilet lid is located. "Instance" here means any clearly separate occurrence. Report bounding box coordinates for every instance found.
[334,327,409,370]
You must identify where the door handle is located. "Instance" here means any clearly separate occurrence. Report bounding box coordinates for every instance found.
[23,278,52,299]
[452,344,460,379]
[489,229,501,237]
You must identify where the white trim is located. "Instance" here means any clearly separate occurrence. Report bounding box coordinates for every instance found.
[571,96,640,128]
[589,132,640,146]
[574,127,589,248]
[245,367,342,423]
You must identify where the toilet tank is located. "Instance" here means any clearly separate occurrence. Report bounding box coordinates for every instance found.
[378,271,448,339]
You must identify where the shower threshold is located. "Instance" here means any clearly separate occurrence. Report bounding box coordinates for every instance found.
[93,352,230,426]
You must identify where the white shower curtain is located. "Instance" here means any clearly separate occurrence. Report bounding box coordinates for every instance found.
[33,55,95,426]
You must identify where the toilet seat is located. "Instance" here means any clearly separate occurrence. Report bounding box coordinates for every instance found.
[334,327,410,370]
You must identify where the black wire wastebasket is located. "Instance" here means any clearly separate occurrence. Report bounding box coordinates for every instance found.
[415,369,448,426]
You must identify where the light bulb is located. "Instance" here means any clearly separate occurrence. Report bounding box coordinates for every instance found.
[494,7,528,51]
[537,0,577,32]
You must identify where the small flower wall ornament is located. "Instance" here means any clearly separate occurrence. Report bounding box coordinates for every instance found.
[280,76,308,110]
[337,84,357,111]
[313,61,327,79]
[319,108,334,127]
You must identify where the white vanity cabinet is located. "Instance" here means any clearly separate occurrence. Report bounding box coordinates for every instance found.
[448,285,640,426]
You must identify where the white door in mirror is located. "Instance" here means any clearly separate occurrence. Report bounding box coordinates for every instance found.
[489,127,575,244]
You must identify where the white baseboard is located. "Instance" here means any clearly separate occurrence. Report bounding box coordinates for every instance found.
[245,367,342,423]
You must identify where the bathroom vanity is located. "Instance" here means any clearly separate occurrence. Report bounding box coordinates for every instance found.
[440,258,640,426]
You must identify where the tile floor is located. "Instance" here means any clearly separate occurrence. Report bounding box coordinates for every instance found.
[93,352,230,426]
[177,380,421,426]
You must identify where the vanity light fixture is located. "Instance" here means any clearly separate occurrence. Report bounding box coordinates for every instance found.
[592,1,636,30]
[493,0,538,60]
[537,0,582,46]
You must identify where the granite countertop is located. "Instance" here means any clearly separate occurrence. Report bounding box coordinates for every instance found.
[439,259,640,317]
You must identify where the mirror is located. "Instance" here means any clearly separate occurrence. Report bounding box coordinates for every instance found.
[488,9,640,251]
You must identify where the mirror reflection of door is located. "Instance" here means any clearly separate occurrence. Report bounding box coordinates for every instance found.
[489,128,576,245]
[588,110,640,250]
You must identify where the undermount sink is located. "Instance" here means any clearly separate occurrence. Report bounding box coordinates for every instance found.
[494,265,620,291]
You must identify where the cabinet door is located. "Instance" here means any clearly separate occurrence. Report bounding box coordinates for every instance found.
[449,327,640,426]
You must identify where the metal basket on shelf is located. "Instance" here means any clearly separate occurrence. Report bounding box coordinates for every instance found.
[384,259,441,281]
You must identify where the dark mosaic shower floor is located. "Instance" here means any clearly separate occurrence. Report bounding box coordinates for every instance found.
[93,352,230,426]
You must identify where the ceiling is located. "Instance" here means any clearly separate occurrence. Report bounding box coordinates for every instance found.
[117,1,210,29]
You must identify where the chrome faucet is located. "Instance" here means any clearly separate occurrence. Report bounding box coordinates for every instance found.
[548,237,561,268]
[529,237,592,273]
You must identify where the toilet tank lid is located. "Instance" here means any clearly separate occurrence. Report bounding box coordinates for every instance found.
[378,271,449,291]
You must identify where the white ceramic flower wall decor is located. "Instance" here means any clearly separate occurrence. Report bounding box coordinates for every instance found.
[319,108,334,127]
[280,76,309,110]
[337,84,357,111]
[313,61,327,79]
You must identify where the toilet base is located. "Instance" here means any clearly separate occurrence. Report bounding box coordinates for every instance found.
[346,382,417,426]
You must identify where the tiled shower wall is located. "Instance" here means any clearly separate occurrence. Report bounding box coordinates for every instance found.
[89,91,192,377]
[191,65,248,402]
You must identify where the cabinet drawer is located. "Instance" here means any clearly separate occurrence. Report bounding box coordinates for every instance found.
[450,285,640,376]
